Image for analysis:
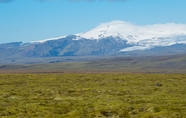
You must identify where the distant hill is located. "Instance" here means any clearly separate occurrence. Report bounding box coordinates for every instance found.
[0,54,186,73]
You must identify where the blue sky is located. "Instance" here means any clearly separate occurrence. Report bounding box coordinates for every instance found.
[0,0,186,44]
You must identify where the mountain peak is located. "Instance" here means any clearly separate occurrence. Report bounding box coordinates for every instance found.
[75,20,132,40]
[76,20,186,41]
[70,20,186,51]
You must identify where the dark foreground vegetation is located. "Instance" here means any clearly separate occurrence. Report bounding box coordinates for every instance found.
[0,73,186,117]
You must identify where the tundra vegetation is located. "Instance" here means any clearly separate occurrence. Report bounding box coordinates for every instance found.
[0,73,186,117]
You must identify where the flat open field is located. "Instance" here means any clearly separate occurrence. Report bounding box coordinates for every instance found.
[0,73,186,117]
[1,54,186,74]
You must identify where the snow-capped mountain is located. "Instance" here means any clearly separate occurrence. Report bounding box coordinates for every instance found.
[31,20,186,52]
[1,20,186,60]
[75,20,186,51]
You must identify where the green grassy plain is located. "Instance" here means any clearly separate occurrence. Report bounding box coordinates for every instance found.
[0,73,186,117]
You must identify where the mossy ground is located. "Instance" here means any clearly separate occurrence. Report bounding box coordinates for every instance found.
[0,73,186,117]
